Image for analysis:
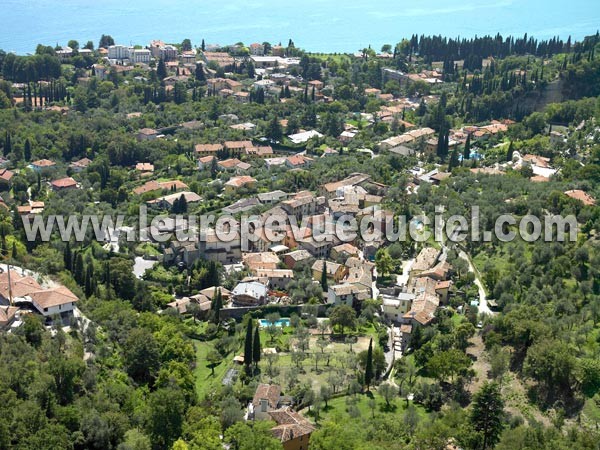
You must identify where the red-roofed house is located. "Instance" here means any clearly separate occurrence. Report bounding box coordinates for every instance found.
[30,159,56,172]
[135,163,155,174]
[564,189,596,206]
[0,169,14,186]
[285,154,313,169]
[224,176,256,193]
[51,177,78,191]
[195,143,223,156]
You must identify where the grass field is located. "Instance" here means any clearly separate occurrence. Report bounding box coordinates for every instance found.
[314,390,429,423]
[193,339,231,398]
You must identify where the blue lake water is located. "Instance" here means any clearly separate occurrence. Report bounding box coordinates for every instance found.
[1,0,599,54]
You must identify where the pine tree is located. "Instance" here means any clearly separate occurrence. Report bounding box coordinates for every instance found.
[253,326,261,367]
[469,382,504,450]
[463,133,471,160]
[365,338,373,389]
[320,259,328,292]
[244,318,253,370]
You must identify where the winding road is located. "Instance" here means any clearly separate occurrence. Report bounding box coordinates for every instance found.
[458,249,493,315]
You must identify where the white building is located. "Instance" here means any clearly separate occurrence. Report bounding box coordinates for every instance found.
[108,45,131,60]
[288,130,323,144]
[29,287,79,317]
[160,45,178,61]
[381,292,415,323]
[130,48,151,64]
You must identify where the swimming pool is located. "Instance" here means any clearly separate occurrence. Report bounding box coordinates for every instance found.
[259,318,291,328]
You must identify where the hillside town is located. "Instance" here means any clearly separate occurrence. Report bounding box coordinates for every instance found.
[0,28,599,450]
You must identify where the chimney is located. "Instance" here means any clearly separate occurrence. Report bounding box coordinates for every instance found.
[260,398,268,412]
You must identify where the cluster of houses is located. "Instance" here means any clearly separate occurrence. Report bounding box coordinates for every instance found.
[381,247,453,352]
[0,267,79,329]
[155,173,389,310]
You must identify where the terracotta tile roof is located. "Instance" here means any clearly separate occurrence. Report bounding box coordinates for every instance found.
[268,409,315,443]
[224,176,256,188]
[522,154,551,168]
[218,158,243,169]
[245,146,273,157]
[51,177,78,189]
[224,140,253,150]
[253,383,281,409]
[135,163,154,172]
[0,272,42,299]
[31,159,56,168]
[0,305,18,326]
[29,286,78,309]
[195,143,223,153]
[530,175,549,182]
[435,280,452,290]
[311,260,342,276]
[0,169,14,182]
[286,155,313,166]
[70,157,92,168]
[564,189,596,206]
[133,180,189,195]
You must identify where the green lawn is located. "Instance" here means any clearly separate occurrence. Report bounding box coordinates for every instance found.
[315,391,429,423]
[193,339,232,398]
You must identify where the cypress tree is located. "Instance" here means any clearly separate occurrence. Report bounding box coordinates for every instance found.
[157,59,167,80]
[179,194,187,213]
[320,259,328,292]
[4,131,11,157]
[506,141,514,162]
[215,288,222,322]
[244,318,253,370]
[84,264,94,297]
[365,338,373,389]
[448,148,460,172]
[11,241,17,259]
[253,326,261,367]
[211,288,222,324]
[73,252,84,284]
[23,138,31,162]
[463,133,471,160]
[436,131,445,157]
[63,241,72,270]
